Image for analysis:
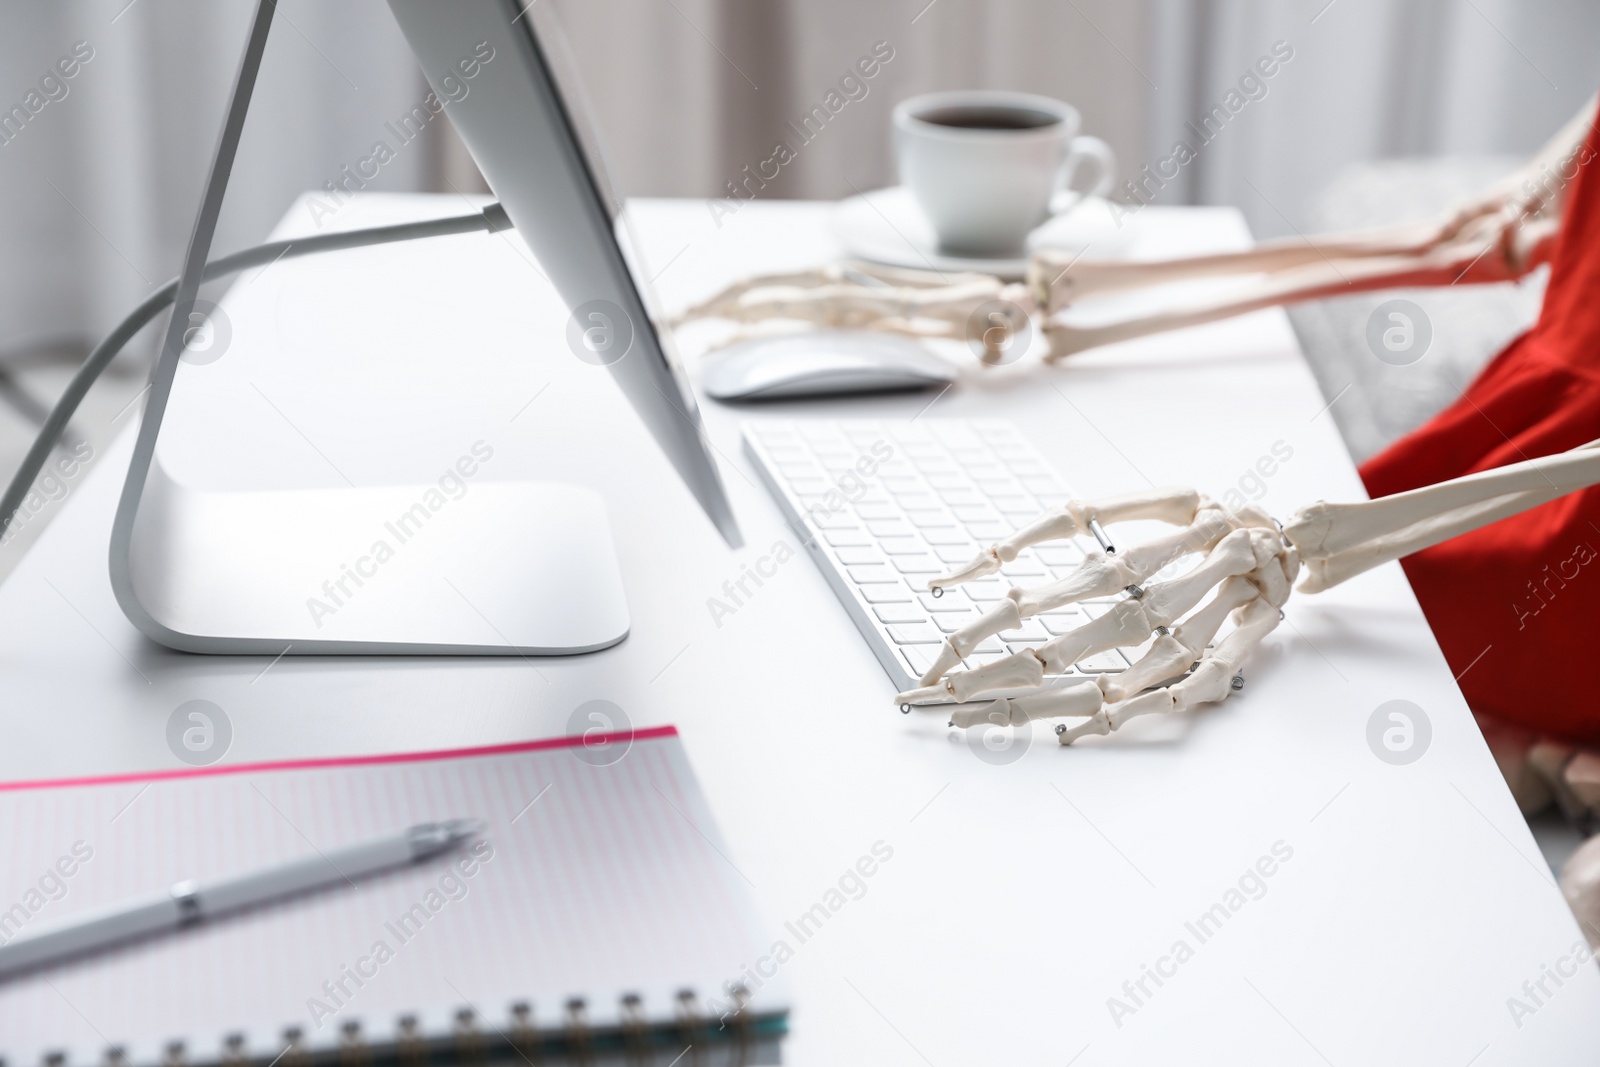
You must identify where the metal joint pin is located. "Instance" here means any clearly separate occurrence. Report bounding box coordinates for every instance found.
[1088,518,1114,554]
[1230,674,1246,691]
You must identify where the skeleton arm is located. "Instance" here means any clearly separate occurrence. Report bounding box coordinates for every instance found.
[900,436,1600,745]
[676,96,1595,364]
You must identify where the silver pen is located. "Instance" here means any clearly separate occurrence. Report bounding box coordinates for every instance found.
[0,819,485,979]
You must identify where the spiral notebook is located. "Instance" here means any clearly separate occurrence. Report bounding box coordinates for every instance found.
[0,726,785,1067]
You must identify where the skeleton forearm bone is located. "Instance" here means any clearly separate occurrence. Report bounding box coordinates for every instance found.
[1289,437,1600,591]
[1030,93,1594,314]
[1038,213,1560,359]
[675,97,1593,364]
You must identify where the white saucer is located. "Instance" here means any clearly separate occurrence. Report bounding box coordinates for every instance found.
[830,185,1136,278]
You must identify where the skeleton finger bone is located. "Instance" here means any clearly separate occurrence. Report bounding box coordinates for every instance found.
[1008,507,1238,616]
[1098,574,1259,702]
[916,507,1233,687]
[949,682,1105,730]
[905,525,1265,702]
[930,487,1203,590]
[933,562,1283,733]
[981,529,1262,700]
[1057,594,1282,745]
[670,262,999,326]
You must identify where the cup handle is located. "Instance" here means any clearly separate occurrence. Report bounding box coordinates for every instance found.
[1049,135,1117,215]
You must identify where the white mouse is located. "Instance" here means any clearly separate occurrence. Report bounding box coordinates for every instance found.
[699,331,957,401]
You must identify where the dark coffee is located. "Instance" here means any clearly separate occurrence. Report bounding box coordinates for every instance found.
[916,105,1059,131]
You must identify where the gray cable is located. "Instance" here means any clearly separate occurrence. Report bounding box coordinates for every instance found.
[0,202,510,539]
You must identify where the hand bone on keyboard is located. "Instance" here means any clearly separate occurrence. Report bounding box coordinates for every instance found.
[928,487,1203,591]
[897,489,1299,745]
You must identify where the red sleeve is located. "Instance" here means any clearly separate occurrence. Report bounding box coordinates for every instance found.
[1359,110,1600,741]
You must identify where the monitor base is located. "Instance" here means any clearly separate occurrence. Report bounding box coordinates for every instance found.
[110,463,630,655]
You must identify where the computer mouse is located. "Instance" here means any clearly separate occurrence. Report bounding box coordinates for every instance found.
[699,331,957,401]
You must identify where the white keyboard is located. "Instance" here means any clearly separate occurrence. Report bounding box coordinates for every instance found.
[743,419,1143,696]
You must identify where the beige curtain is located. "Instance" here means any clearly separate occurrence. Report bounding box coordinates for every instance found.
[547,0,1152,203]
[547,0,1600,238]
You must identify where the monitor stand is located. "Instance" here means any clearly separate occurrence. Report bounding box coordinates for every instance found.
[110,459,630,655]
[105,0,628,657]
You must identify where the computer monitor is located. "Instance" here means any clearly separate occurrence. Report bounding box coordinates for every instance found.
[387,0,740,548]
[106,0,738,656]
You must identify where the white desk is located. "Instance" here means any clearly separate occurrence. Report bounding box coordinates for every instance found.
[3,193,1596,1065]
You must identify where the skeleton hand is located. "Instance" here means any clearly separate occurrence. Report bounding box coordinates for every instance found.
[667,260,1035,365]
[900,435,1600,744]
[894,488,1298,744]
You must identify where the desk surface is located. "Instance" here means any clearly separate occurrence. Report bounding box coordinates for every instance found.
[2,193,1595,1065]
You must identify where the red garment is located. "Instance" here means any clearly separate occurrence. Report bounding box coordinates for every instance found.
[1360,113,1600,742]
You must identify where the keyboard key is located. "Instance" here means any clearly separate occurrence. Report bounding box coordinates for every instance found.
[866,520,913,538]
[874,604,927,624]
[894,556,942,574]
[810,511,859,529]
[906,509,955,528]
[1076,649,1129,673]
[878,536,926,555]
[847,565,898,584]
[835,546,885,565]
[934,615,967,633]
[824,528,871,547]
[920,591,971,612]
[937,488,983,507]
[952,505,1002,523]
[859,583,913,603]
[969,638,1005,655]
[888,623,943,645]
[921,527,973,546]
[964,580,1008,601]
[902,646,940,677]
[935,545,977,564]
[853,502,900,520]
[1042,615,1084,635]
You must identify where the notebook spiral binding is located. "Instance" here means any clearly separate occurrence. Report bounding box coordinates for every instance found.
[58,985,775,1067]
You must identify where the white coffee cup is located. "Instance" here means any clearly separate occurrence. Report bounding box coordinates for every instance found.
[893,90,1116,256]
